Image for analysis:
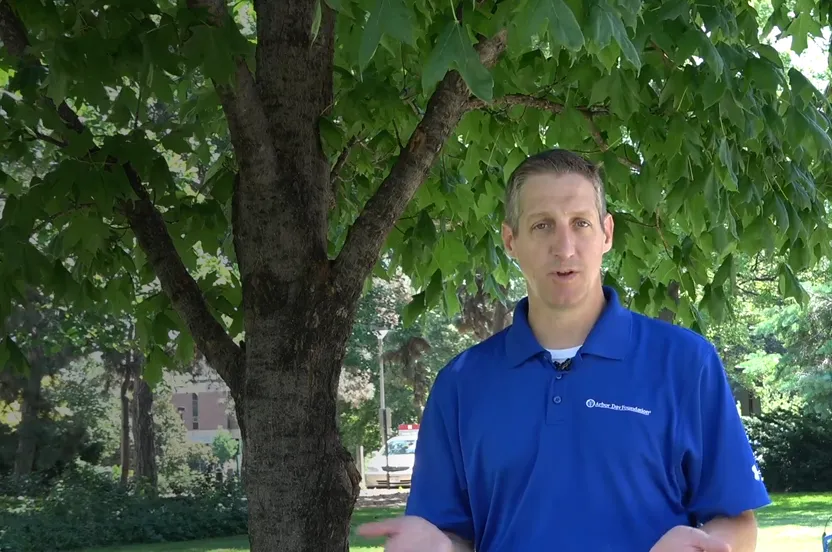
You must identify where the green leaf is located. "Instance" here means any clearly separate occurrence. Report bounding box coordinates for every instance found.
[436,233,469,275]
[788,67,820,104]
[424,269,443,307]
[746,57,783,94]
[517,0,585,52]
[149,156,176,197]
[697,31,724,76]
[589,1,641,69]
[654,0,690,22]
[636,164,662,213]
[785,11,820,54]
[46,68,70,106]
[358,0,415,69]
[311,0,323,44]
[772,195,790,234]
[712,253,733,287]
[703,166,721,215]
[777,262,809,305]
[175,330,195,366]
[182,26,237,86]
[503,148,526,183]
[699,76,727,109]
[444,279,461,318]
[144,347,166,387]
[422,20,493,101]
[402,291,426,327]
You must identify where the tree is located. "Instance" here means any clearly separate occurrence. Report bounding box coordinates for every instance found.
[212,429,240,468]
[1,1,831,550]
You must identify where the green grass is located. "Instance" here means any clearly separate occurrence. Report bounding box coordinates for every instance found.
[755,493,832,552]
[83,494,832,551]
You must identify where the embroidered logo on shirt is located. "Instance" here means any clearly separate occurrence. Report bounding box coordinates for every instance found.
[585,398,652,416]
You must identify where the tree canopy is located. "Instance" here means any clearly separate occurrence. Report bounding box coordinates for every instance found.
[0,0,829,355]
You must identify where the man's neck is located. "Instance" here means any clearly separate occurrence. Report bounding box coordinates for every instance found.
[527,287,607,350]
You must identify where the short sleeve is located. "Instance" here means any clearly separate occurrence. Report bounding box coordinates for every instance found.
[679,345,772,525]
[405,363,474,542]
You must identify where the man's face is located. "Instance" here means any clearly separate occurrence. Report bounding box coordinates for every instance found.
[501,172,614,311]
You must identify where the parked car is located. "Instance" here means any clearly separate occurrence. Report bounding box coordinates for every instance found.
[364,424,419,488]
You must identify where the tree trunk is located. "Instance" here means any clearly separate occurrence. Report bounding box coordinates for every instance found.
[131,374,157,490]
[119,370,131,486]
[14,359,43,477]
[240,303,362,551]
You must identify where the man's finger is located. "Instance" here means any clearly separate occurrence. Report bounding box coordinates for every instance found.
[692,533,732,552]
[357,517,405,537]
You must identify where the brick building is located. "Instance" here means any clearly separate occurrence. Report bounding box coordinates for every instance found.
[170,361,241,447]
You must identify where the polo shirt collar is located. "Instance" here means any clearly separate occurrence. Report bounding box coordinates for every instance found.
[504,285,632,367]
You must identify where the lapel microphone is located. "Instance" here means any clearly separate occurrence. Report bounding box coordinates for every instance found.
[554,358,572,371]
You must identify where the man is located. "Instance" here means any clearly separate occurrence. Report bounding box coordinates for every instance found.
[359,149,770,551]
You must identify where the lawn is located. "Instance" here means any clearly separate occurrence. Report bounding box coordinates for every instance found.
[83,493,832,552]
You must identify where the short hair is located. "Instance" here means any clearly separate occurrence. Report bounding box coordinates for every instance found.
[504,149,608,232]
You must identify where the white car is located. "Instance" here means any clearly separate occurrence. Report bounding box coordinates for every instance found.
[364,425,419,488]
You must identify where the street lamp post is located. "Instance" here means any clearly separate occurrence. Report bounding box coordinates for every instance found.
[375,328,391,488]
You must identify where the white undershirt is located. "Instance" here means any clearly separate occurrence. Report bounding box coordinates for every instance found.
[546,345,582,363]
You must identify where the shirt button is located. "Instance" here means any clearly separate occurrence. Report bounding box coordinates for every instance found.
[555,374,563,380]
[553,396,562,404]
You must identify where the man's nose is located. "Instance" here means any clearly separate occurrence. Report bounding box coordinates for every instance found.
[549,226,577,258]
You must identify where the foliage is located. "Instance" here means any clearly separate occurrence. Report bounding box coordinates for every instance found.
[0,355,116,477]
[338,275,477,455]
[211,430,239,467]
[43,357,121,463]
[745,406,832,493]
[0,463,247,551]
[151,379,220,494]
[0,0,828,371]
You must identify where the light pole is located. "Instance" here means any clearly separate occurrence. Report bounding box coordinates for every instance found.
[375,328,391,488]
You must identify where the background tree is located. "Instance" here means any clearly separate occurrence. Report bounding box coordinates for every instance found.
[211,429,239,469]
[1,0,831,550]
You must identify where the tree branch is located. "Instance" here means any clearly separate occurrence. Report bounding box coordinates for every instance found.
[121,164,244,389]
[332,30,508,296]
[329,135,358,210]
[186,0,274,177]
[466,93,609,115]
[578,111,642,171]
[468,92,641,171]
[0,0,244,389]
[0,0,28,59]
[28,128,68,148]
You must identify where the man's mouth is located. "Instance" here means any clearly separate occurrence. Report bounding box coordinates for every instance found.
[552,270,578,278]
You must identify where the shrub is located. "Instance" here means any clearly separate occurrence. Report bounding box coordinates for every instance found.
[744,406,832,493]
[0,463,247,551]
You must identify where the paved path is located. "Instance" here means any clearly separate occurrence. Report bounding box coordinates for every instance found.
[357,488,409,509]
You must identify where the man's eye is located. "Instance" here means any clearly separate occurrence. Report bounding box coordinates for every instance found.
[576,220,591,228]
[533,222,549,230]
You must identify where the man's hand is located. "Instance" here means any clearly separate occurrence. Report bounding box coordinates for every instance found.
[357,515,454,552]
[651,525,732,552]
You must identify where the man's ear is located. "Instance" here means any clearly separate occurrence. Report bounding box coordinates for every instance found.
[602,213,614,254]
[501,222,516,258]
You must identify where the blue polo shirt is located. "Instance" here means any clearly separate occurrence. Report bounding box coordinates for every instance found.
[405,286,771,551]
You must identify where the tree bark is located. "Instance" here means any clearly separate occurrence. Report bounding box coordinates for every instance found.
[14,358,42,477]
[119,370,131,486]
[242,306,362,551]
[131,371,158,490]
